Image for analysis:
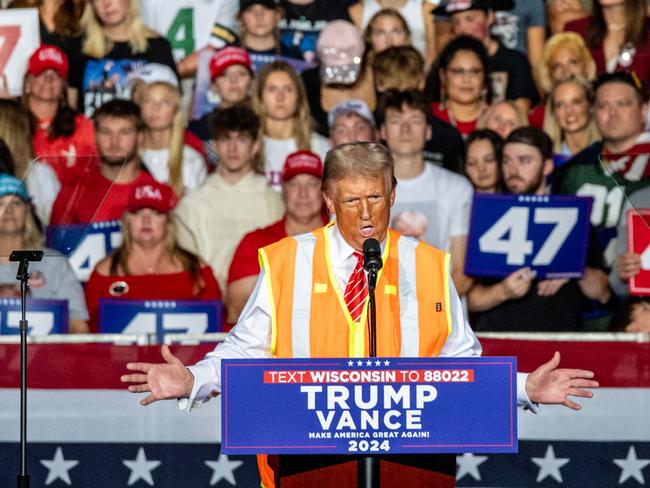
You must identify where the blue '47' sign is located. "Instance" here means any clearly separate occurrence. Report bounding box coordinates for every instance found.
[221,357,517,455]
[46,221,122,282]
[0,298,68,335]
[465,194,592,279]
[98,299,222,342]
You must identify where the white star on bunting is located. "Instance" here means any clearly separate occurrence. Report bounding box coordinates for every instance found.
[205,454,244,486]
[40,447,79,486]
[456,453,488,481]
[123,447,161,486]
[531,445,570,483]
[614,446,650,484]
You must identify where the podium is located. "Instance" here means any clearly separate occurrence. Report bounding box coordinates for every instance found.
[221,357,517,487]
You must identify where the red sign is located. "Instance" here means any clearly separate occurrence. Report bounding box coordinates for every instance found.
[627,209,650,295]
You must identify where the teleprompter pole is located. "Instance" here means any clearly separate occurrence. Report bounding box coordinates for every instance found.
[11,250,44,488]
[358,268,379,488]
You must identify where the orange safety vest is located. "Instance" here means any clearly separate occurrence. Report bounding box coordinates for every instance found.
[255,223,453,487]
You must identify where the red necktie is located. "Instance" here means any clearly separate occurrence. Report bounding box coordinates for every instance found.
[344,251,368,322]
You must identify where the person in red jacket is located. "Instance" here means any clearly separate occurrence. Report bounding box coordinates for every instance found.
[84,180,222,332]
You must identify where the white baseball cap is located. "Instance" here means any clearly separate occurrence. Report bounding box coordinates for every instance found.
[129,63,179,89]
[328,99,375,129]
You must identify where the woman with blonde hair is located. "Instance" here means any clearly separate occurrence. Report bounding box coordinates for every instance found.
[529,32,597,128]
[69,0,176,116]
[544,76,601,167]
[477,100,527,140]
[84,180,222,331]
[138,76,207,195]
[253,61,329,190]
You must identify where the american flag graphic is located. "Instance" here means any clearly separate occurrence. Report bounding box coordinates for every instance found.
[0,335,646,487]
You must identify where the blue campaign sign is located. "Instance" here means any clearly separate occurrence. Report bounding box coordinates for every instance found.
[221,356,517,455]
[46,221,123,282]
[98,299,223,340]
[0,298,68,335]
[465,194,593,279]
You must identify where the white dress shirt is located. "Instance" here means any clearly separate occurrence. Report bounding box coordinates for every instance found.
[180,223,534,411]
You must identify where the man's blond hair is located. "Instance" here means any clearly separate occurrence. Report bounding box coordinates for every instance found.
[322,143,396,195]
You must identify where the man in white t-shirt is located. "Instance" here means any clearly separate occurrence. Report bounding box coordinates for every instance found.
[378,89,474,295]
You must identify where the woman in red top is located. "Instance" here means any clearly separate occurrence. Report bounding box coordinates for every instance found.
[85,181,222,331]
[565,0,650,86]
[23,44,97,183]
[431,36,490,139]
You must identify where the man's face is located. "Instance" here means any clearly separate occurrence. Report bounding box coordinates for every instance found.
[282,173,323,222]
[451,9,492,41]
[95,116,139,167]
[323,174,394,251]
[214,131,259,173]
[502,142,551,195]
[213,65,252,107]
[330,113,376,146]
[380,105,431,158]
[594,82,647,147]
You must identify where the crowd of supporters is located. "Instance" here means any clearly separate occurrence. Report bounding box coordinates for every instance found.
[2,0,650,334]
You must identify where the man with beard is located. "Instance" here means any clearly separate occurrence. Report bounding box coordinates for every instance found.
[467,127,611,331]
[50,100,157,225]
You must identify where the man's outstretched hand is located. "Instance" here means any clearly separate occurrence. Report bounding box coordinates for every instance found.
[525,351,599,410]
[121,344,195,406]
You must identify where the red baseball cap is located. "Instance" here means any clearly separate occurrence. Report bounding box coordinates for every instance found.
[27,45,69,79]
[126,182,178,214]
[282,150,323,182]
[209,46,253,80]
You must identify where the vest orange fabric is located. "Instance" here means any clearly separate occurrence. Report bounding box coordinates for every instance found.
[259,223,451,358]
[256,224,452,487]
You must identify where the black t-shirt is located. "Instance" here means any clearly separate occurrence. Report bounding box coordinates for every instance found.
[69,36,176,116]
[472,222,606,332]
[278,0,351,63]
[489,41,539,106]
[39,19,81,63]
[473,280,583,332]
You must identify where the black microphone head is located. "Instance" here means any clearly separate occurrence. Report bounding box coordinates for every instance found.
[363,238,382,271]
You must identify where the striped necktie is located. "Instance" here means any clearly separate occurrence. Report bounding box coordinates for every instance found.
[344,251,368,322]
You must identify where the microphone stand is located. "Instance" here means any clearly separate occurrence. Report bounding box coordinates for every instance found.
[358,268,379,488]
[11,250,44,488]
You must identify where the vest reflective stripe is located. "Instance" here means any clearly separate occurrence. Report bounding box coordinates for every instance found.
[290,233,316,357]
[443,253,452,335]
[397,236,420,357]
[258,247,279,356]
[259,224,451,359]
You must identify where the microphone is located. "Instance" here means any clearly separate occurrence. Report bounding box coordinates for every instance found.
[362,238,382,273]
